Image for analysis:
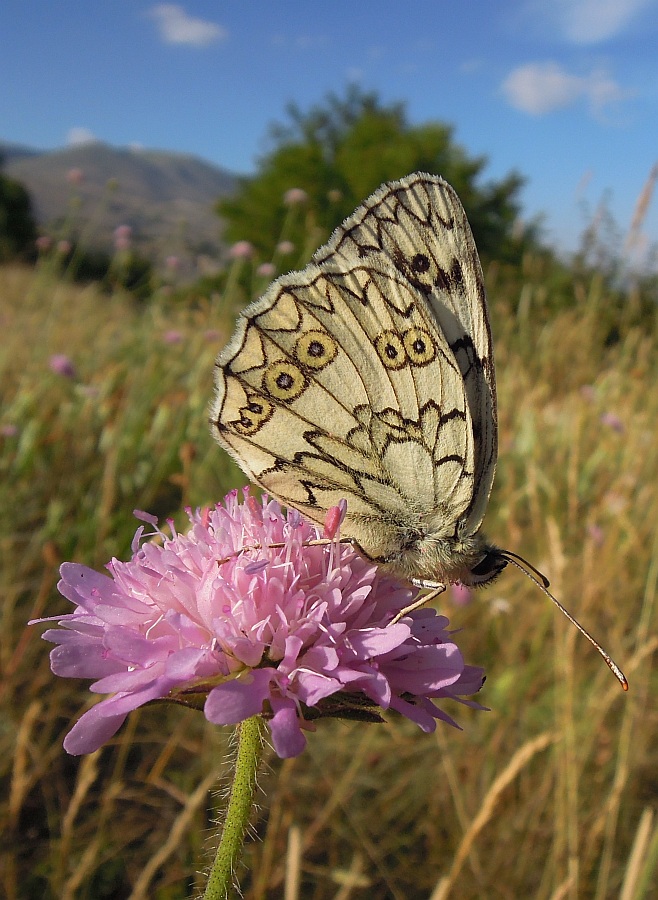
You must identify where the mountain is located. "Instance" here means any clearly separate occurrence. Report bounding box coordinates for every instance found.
[0,141,42,164]
[2,141,238,275]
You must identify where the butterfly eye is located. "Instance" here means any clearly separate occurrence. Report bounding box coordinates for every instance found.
[469,550,507,585]
[295,330,338,371]
[403,328,436,366]
[374,331,407,370]
[263,361,307,401]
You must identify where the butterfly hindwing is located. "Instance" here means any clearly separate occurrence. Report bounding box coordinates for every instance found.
[212,256,478,562]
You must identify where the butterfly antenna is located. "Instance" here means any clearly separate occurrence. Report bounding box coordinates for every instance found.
[499,550,629,691]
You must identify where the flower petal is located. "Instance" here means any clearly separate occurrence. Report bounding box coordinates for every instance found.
[205,669,274,725]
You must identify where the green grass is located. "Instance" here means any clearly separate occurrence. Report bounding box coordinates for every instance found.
[1,259,657,899]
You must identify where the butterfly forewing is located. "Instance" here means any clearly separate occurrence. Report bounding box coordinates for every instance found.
[314,173,497,533]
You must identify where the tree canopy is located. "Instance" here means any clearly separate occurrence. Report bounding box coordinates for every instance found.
[218,87,532,266]
[0,155,37,261]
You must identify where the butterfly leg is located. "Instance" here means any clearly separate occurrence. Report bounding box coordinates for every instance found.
[390,583,447,625]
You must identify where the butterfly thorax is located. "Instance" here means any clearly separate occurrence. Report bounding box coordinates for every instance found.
[382,528,507,588]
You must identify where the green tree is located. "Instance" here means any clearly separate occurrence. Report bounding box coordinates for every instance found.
[218,86,533,266]
[0,155,38,260]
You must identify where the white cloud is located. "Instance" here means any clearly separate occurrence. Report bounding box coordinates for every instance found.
[501,62,632,116]
[532,0,656,45]
[66,127,98,146]
[148,4,226,47]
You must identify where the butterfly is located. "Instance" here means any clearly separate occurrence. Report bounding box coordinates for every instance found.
[211,172,628,689]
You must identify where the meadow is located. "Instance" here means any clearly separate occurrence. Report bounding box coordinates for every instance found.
[1,244,657,899]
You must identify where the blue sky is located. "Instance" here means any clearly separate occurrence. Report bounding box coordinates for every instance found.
[2,1,657,262]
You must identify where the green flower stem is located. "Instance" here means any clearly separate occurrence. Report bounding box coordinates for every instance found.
[203,716,264,900]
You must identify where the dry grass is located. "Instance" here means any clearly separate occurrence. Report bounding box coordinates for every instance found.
[1,259,656,899]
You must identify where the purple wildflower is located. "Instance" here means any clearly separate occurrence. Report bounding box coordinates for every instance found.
[113,224,132,252]
[256,262,276,278]
[587,523,605,546]
[283,188,308,206]
[49,354,77,379]
[229,241,254,260]
[600,411,624,433]
[67,168,84,185]
[449,583,473,607]
[33,491,485,758]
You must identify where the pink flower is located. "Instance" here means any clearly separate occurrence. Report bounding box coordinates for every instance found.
[600,411,624,433]
[57,240,72,255]
[587,524,605,546]
[32,491,485,758]
[1,424,18,438]
[449,583,472,607]
[165,255,180,271]
[36,235,52,253]
[229,241,254,260]
[283,188,308,206]
[163,330,183,344]
[114,224,132,252]
[67,168,84,185]
[276,241,295,255]
[49,354,77,379]
[256,262,276,278]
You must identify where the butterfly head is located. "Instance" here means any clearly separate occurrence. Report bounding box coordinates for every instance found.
[382,526,507,589]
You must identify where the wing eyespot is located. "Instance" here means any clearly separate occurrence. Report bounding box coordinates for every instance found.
[295,330,338,371]
[229,393,275,436]
[403,327,436,366]
[411,253,431,273]
[263,362,307,401]
[374,331,407,370]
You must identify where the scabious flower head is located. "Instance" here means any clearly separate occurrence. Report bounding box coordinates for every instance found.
[113,224,132,252]
[600,411,624,433]
[449,582,472,607]
[49,354,77,379]
[67,167,84,186]
[256,262,276,278]
[229,240,254,260]
[283,188,308,206]
[33,491,485,758]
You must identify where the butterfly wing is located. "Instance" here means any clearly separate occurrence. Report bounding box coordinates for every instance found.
[314,173,497,535]
[211,173,495,567]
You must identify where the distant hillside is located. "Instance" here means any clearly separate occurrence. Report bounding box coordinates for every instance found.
[2,141,237,275]
[0,141,42,164]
